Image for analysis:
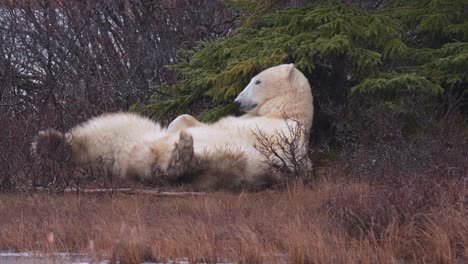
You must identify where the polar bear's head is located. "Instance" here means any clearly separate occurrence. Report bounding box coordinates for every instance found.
[234,64,309,116]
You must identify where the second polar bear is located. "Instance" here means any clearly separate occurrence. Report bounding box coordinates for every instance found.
[35,64,314,190]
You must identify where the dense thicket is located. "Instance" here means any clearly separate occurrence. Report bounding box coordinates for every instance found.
[0,0,238,125]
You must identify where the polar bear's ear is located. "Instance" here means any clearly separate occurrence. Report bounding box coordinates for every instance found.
[286,63,295,78]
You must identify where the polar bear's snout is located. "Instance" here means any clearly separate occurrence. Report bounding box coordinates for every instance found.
[234,83,258,112]
[234,98,257,112]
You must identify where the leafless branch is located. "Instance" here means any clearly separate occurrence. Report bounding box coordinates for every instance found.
[253,115,311,179]
[34,187,207,197]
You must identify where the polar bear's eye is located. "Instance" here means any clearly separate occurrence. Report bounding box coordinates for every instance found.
[255,80,261,85]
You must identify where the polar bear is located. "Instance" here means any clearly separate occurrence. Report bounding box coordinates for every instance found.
[34,64,313,190]
[166,64,314,189]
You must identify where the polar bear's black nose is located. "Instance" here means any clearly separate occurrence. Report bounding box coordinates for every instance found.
[233,100,244,115]
[234,99,242,109]
[234,99,257,113]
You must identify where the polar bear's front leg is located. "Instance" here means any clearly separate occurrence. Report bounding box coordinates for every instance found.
[167,114,202,132]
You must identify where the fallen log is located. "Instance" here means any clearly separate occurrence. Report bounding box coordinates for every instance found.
[34,187,207,197]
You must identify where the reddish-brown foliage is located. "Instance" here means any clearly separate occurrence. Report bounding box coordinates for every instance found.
[0,173,466,263]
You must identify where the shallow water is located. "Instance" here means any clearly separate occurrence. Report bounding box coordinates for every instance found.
[0,252,104,264]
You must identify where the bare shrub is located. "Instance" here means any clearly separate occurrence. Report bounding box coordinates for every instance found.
[0,113,35,191]
[253,117,311,180]
[333,96,468,180]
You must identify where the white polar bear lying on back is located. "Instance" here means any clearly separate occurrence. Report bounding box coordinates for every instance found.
[35,64,314,190]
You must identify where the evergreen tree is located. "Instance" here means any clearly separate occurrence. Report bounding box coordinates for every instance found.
[138,0,467,139]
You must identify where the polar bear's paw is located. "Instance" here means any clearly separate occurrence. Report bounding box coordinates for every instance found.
[165,131,194,179]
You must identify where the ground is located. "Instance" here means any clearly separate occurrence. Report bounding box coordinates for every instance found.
[0,173,466,263]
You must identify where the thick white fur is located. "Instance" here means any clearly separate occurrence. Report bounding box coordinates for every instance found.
[64,113,165,178]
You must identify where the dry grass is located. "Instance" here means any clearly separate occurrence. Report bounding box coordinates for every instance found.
[0,173,466,264]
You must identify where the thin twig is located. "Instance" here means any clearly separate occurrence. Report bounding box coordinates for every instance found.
[35,187,207,197]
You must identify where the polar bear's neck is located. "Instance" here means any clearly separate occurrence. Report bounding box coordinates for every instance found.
[256,87,313,129]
